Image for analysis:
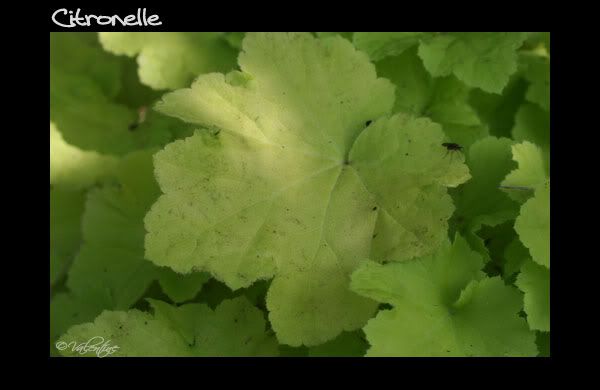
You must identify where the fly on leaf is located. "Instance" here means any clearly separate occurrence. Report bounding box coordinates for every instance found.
[442,142,463,161]
[442,142,463,152]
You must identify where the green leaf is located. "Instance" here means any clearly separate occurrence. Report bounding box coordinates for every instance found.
[514,182,550,268]
[536,331,550,357]
[523,32,550,54]
[477,222,518,276]
[65,150,209,312]
[450,137,520,237]
[503,238,530,278]
[512,103,550,166]
[308,331,368,357]
[374,47,432,116]
[375,48,488,149]
[113,56,164,109]
[425,77,489,148]
[351,236,536,356]
[50,122,119,190]
[50,32,122,98]
[51,33,175,155]
[146,32,469,346]
[520,53,550,111]
[50,292,105,356]
[468,76,528,138]
[353,236,485,306]
[57,297,279,357]
[98,32,238,90]
[279,345,309,357]
[50,187,85,286]
[316,32,353,41]
[516,260,550,331]
[155,267,210,303]
[501,141,548,203]
[223,32,246,49]
[418,32,528,93]
[354,32,432,61]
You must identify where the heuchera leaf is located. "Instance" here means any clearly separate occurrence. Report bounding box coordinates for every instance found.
[98,32,238,90]
[503,238,530,278]
[57,297,278,357]
[316,32,353,41]
[350,236,537,356]
[49,31,549,357]
[450,137,520,236]
[514,181,550,269]
[50,32,122,98]
[307,331,368,357]
[353,32,433,61]
[501,141,548,203]
[516,260,550,331]
[375,48,488,149]
[50,292,105,356]
[536,331,550,357]
[520,53,550,112]
[50,187,85,286]
[145,32,470,346]
[511,103,550,166]
[468,76,528,138]
[50,33,176,156]
[50,122,119,190]
[418,32,528,93]
[65,150,209,314]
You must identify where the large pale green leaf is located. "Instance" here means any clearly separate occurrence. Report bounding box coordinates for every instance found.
[146,32,470,346]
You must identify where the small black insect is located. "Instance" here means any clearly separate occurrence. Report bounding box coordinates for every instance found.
[442,142,463,160]
[442,142,463,152]
[365,120,372,126]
